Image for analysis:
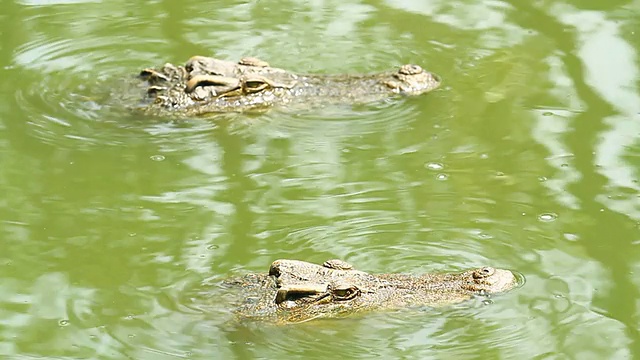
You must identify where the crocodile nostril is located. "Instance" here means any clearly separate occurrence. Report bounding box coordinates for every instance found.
[398,64,424,75]
[473,267,495,279]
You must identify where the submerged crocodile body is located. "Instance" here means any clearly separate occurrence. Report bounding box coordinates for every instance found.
[136,56,441,116]
[224,259,521,324]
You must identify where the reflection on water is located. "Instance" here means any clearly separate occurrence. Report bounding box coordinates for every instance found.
[1,0,640,358]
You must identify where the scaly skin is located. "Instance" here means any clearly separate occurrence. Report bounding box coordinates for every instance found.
[225,259,521,324]
[136,56,441,116]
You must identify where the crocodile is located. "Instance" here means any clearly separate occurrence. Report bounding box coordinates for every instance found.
[136,56,441,116]
[223,259,521,324]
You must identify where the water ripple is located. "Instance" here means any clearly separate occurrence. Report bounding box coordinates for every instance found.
[12,34,163,147]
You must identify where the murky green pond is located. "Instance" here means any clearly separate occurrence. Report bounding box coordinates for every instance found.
[1,0,639,358]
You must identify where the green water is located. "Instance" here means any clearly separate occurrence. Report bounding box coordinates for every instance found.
[1,0,639,358]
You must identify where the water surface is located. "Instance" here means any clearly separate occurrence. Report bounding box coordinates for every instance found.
[1,0,639,358]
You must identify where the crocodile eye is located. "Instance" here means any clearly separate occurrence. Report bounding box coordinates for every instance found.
[245,80,264,88]
[331,284,360,301]
[472,267,495,279]
[243,79,270,93]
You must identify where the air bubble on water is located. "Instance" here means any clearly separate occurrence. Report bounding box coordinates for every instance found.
[482,299,493,305]
[436,173,448,181]
[538,213,558,222]
[150,155,165,161]
[58,319,70,326]
[206,244,219,250]
[425,162,444,171]
[563,233,579,241]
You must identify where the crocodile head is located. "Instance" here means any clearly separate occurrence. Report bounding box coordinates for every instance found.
[257,259,519,323]
[136,56,442,116]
